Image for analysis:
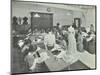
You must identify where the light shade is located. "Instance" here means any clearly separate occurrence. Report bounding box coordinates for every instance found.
[34,13,40,18]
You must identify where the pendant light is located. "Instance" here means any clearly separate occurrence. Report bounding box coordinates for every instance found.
[34,13,40,18]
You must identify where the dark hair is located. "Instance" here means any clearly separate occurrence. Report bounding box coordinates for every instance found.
[45,28,52,33]
[57,23,60,26]
[24,39,31,45]
[81,27,87,33]
[59,36,64,40]
[91,24,93,26]
[23,44,37,57]
[29,44,37,52]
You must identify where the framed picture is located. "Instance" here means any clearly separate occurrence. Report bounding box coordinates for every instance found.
[74,18,81,28]
[11,0,96,74]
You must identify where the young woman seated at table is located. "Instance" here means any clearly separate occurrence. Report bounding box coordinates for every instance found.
[23,44,38,71]
[56,36,67,50]
[24,43,50,72]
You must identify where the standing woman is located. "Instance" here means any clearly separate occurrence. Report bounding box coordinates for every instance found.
[77,28,84,52]
[68,25,77,54]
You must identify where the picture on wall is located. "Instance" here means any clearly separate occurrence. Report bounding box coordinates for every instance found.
[11,0,96,74]
[74,18,81,28]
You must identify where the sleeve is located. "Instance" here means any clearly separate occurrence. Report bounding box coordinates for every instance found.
[86,35,93,42]
[44,35,48,45]
[21,45,29,52]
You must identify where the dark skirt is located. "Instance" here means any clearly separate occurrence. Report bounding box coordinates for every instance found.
[88,39,96,54]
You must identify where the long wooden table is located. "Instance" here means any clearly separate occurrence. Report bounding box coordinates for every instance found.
[44,50,69,71]
[29,35,78,71]
[38,49,78,71]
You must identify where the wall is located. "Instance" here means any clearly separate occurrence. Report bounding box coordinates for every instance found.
[12,1,95,28]
[85,8,96,31]
[12,1,73,26]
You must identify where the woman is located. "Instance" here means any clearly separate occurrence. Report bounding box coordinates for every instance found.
[24,44,41,72]
[87,31,95,54]
[56,36,67,50]
[68,25,77,54]
[44,29,56,50]
[24,44,50,72]
[77,29,84,52]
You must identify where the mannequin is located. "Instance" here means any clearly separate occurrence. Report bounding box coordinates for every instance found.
[68,25,77,54]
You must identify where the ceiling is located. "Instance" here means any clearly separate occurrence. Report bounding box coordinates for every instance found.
[12,0,95,12]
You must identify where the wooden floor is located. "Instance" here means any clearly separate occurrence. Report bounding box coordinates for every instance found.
[11,45,94,74]
[11,46,50,74]
[11,47,29,74]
